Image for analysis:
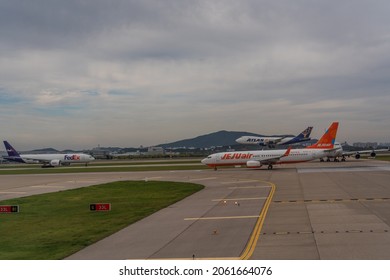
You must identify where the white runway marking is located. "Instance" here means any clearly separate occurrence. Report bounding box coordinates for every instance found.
[228,186,271,189]
[184,215,261,221]
[212,197,267,202]
[30,185,65,188]
[143,177,163,181]
[0,191,27,194]
[298,165,390,173]
[189,177,217,181]
[66,180,98,183]
[221,180,260,184]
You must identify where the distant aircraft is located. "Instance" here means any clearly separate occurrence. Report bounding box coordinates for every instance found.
[236,126,313,147]
[319,142,389,162]
[202,122,338,170]
[3,140,95,168]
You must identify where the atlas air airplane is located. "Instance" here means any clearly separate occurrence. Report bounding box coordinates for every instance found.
[202,122,338,170]
[3,140,95,168]
[236,126,313,147]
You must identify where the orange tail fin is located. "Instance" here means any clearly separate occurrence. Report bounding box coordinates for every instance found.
[307,122,339,149]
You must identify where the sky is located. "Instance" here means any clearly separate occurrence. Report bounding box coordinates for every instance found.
[1,0,390,150]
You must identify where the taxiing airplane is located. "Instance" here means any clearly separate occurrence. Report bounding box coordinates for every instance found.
[236,126,313,147]
[202,122,338,170]
[3,140,95,168]
[319,142,389,162]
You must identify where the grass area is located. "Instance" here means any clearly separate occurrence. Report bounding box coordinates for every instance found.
[91,159,203,166]
[357,155,390,161]
[373,155,390,161]
[0,181,204,260]
[0,159,203,169]
[0,163,208,175]
[0,158,207,174]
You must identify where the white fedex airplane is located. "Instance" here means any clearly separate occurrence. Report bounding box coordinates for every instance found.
[202,122,338,170]
[3,140,95,168]
[236,126,313,147]
[320,142,389,162]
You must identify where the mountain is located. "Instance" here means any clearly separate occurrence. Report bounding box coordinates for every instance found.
[159,130,267,149]
[29,148,60,153]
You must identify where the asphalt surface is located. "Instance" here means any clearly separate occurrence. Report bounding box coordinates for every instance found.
[1,158,389,259]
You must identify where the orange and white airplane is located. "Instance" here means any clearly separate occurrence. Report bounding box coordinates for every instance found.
[202,122,339,170]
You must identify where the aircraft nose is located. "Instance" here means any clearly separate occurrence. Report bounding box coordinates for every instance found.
[201,158,208,165]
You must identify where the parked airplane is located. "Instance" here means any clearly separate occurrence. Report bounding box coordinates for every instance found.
[202,122,338,170]
[236,126,313,147]
[3,140,95,167]
[320,142,389,162]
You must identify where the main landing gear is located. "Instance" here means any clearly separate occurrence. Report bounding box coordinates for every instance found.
[320,157,346,162]
[267,164,273,170]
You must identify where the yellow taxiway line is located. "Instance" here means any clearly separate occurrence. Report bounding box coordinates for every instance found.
[239,181,276,260]
[183,181,276,260]
[184,215,261,221]
[152,181,276,260]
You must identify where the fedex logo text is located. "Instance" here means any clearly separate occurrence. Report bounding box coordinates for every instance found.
[221,153,254,160]
[64,155,81,161]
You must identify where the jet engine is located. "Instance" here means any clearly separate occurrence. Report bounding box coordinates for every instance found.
[246,160,262,168]
[355,153,360,159]
[263,139,275,145]
[50,159,61,166]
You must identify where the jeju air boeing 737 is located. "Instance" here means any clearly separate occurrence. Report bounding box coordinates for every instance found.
[235,126,313,147]
[202,122,339,170]
[3,140,95,168]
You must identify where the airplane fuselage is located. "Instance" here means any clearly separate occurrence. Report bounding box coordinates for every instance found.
[236,136,310,146]
[202,148,325,168]
[236,126,313,147]
[3,140,95,167]
[6,153,95,166]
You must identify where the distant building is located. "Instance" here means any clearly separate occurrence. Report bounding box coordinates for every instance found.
[147,147,165,156]
[90,147,113,159]
[353,142,378,149]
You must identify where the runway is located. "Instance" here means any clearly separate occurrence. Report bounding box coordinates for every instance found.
[1,158,390,259]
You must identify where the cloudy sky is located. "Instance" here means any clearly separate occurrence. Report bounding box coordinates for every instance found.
[1,0,389,150]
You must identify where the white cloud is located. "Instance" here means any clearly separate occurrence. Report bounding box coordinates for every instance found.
[0,0,390,149]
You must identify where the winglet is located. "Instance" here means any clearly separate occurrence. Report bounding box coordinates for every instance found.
[282,146,292,157]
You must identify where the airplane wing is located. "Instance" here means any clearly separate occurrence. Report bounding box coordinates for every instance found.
[246,147,292,168]
[260,147,291,164]
[264,137,283,145]
[259,137,286,147]
[20,156,50,164]
[342,148,389,159]
[258,146,292,164]
[322,147,340,154]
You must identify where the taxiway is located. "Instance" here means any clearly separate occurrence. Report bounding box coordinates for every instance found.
[1,159,389,259]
